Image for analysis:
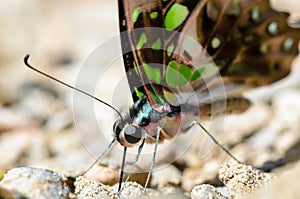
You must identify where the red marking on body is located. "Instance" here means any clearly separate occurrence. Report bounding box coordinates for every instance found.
[144,112,183,144]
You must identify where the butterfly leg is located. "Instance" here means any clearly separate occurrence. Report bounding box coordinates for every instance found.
[144,126,162,191]
[118,146,127,192]
[189,121,243,164]
[119,138,146,193]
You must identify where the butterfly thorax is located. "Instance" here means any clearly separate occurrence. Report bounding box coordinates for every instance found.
[113,96,181,147]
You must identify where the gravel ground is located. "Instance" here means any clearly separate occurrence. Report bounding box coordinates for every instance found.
[0,0,300,198]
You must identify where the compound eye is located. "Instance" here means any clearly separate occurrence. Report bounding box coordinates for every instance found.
[124,125,142,144]
[113,120,120,133]
[113,120,125,135]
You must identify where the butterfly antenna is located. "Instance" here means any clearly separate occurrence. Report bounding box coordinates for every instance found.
[24,54,123,121]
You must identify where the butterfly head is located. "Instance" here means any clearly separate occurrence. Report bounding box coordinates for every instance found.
[113,119,143,147]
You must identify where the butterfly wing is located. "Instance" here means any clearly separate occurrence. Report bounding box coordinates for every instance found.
[119,0,300,112]
[119,0,205,106]
[187,0,300,87]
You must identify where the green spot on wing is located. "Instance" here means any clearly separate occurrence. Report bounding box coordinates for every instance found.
[268,22,278,35]
[227,0,240,16]
[167,45,174,56]
[164,89,178,106]
[137,33,147,49]
[260,43,268,54]
[132,7,142,23]
[166,60,177,88]
[143,63,161,84]
[152,38,161,50]
[150,11,158,19]
[164,4,189,30]
[178,64,192,86]
[251,6,260,23]
[190,67,205,81]
[133,61,139,75]
[134,87,144,99]
[283,38,294,51]
[211,37,221,49]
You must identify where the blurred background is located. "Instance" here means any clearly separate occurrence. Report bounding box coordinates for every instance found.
[0,0,122,172]
[0,0,300,192]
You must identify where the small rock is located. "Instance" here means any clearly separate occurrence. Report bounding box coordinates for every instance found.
[0,130,49,168]
[151,164,182,188]
[0,167,69,199]
[243,160,300,199]
[84,163,119,186]
[45,109,73,131]
[191,184,227,199]
[216,186,230,198]
[273,89,300,129]
[182,168,203,191]
[0,107,36,132]
[159,186,189,198]
[219,163,274,198]
[84,162,149,187]
[18,88,65,123]
[221,103,271,145]
[182,159,221,191]
[117,181,160,199]
[74,176,115,199]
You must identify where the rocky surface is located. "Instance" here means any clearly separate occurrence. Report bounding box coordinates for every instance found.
[0,167,69,199]
[219,163,274,198]
[0,0,299,199]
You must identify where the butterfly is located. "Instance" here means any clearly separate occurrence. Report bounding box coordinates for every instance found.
[113,0,300,190]
[24,0,300,193]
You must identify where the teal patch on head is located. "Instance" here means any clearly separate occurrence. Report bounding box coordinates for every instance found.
[137,33,147,49]
[178,64,192,86]
[211,37,221,49]
[150,11,158,19]
[251,6,260,23]
[164,4,189,30]
[143,63,161,84]
[152,38,161,50]
[190,67,205,81]
[283,38,294,51]
[166,60,177,88]
[134,87,144,99]
[132,7,142,23]
[268,22,279,35]
[136,100,153,124]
